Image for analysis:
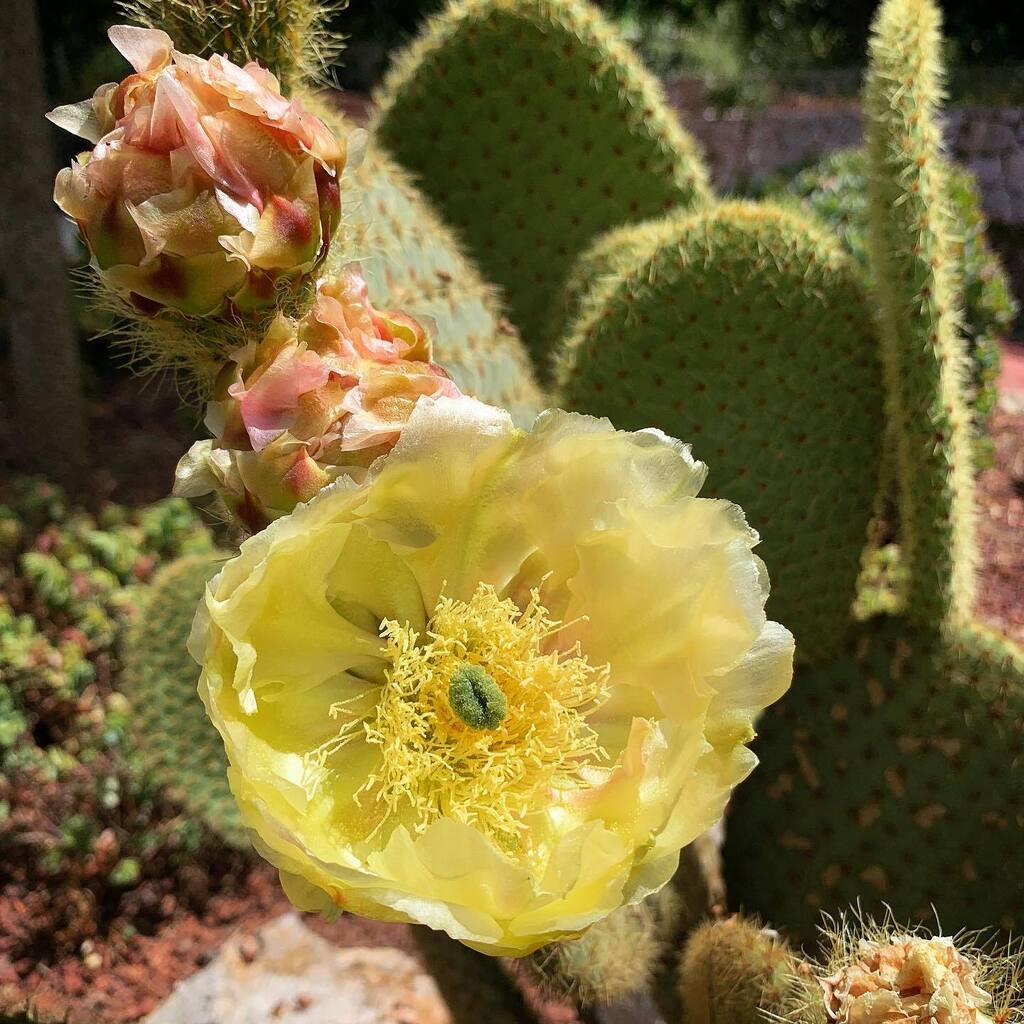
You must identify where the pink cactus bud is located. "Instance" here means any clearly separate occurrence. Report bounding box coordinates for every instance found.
[174,265,466,527]
[47,26,355,317]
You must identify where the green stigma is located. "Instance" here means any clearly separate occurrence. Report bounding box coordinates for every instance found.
[448,663,508,730]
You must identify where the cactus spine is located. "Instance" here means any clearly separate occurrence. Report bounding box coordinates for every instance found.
[374,0,711,368]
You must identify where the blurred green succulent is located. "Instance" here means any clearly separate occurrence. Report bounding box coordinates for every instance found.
[0,477,228,918]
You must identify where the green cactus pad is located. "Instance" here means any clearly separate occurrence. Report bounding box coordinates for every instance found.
[120,553,247,847]
[328,110,546,426]
[726,617,1024,939]
[556,201,883,663]
[373,0,711,369]
[864,0,977,627]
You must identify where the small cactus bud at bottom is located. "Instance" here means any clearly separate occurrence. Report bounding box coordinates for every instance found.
[679,915,803,1024]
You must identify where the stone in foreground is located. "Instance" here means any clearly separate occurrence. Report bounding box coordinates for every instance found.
[145,913,450,1024]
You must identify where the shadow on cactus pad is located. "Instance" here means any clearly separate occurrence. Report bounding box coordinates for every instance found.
[727,618,1024,939]
[120,553,248,849]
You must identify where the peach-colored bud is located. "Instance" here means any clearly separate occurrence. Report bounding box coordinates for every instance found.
[174,265,464,528]
[47,25,355,317]
[821,936,993,1024]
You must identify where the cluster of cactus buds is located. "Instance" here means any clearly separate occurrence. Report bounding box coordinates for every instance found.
[174,262,461,529]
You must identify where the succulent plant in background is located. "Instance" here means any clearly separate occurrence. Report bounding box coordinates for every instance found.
[120,552,248,846]
[0,479,258,971]
[47,24,354,317]
[174,262,461,531]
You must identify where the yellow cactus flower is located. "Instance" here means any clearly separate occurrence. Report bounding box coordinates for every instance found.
[192,398,794,955]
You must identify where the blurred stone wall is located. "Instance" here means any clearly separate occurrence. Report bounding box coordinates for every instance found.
[679,100,1024,229]
[675,95,1024,325]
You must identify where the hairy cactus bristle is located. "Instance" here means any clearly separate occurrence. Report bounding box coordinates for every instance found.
[864,0,977,628]
[374,0,711,370]
[678,915,809,1024]
[118,0,344,92]
[556,201,882,663]
[528,885,679,1005]
[120,553,247,847]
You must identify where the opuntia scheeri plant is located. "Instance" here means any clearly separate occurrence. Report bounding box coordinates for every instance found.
[550,0,1024,943]
[731,0,1022,940]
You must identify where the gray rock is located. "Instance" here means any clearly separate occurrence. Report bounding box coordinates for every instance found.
[145,913,451,1024]
[968,154,1005,190]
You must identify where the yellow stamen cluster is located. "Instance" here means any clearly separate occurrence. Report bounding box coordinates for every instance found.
[319,583,610,847]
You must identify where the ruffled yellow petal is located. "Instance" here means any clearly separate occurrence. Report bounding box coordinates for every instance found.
[195,398,794,955]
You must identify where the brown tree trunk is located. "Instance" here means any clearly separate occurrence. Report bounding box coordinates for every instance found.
[0,0,87,484]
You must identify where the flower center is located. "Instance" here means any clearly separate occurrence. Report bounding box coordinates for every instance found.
[312,583,609,846]
[447,663,508,730]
